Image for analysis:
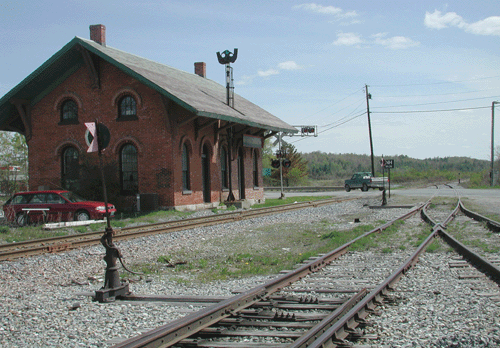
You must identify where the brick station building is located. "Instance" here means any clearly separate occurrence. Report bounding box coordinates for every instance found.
[0,25,296,211]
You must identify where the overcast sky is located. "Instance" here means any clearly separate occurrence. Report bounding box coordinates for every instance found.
[1,0,500,160]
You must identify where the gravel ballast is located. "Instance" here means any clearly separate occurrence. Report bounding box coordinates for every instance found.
[1,194,500,347]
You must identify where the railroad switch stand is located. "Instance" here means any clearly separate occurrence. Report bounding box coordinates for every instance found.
[94,227,129,303]
[382,189,387,206]
[88,124,130,302]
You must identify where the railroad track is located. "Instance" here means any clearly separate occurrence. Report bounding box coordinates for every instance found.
[109,190,500,348]
[110,203,424,347]
[0,197,354,261]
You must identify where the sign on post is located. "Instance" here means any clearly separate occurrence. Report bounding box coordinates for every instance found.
[85,122,99,153]
[384,159,394,169]
[85,122,111,152]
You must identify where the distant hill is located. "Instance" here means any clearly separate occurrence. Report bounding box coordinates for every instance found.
[301,151,489,184]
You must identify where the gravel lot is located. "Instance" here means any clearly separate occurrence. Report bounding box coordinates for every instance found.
[0,186,499,347]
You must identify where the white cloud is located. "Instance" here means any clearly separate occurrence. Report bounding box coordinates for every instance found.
[333,32,363,46]
[236,75,254,85]
[293,3,358,19]
[342,11,358,18]
[372,33,420,50]
[293,3,342,15]
[245,61,302,83]
[425,10,500,36]
[333,32,419,49]
[278,61,302,70]
[257,69,279,77]
[466,16,500,36]
[424,10,466,29]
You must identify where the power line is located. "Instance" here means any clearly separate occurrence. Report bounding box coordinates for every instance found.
[370,74,500,88]
[291,110,367,144]
[300,87,364,120]
[371,105,491,114]
[371,95,500,109]
[321,100,365,127]
[320,111,366,131]
[374,87,500,99]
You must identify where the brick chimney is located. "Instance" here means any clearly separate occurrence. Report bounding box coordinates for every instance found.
[194,62,206,78]
[90,24,106,46]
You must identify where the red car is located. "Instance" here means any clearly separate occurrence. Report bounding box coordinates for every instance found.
[3,190,116,226]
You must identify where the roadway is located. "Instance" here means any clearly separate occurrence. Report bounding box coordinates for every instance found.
[264,184,500,216]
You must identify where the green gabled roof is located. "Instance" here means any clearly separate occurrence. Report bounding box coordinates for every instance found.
[0,37,297,134]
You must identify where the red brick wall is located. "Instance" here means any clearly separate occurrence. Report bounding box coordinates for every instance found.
[27,54,264,211]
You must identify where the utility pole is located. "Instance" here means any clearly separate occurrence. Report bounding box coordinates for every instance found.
[492,101,499,186]
[279,132,285,199]
[365,85,375,176]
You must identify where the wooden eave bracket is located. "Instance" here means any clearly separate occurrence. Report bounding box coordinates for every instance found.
[10,98,31,140]
[77,46,99,89]
[252,129,265,137]
[217,121,236,134]
[178,115,198,127]
[263,131,277,140]
[233,126,251,137]
[198,119,218,132]
[195,119,218,141]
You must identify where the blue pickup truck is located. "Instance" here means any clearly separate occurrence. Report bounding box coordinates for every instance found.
[344,172,388,192]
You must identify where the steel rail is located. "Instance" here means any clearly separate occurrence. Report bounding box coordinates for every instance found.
[420,199,461,230]
[306,222,440,347]
[0,198,353,261]
[437,200,500,285]
[303,202,443,348]
[112,203,425,348]
[459,201,500,232]
[438,228,500,285]
[298,194,467,347]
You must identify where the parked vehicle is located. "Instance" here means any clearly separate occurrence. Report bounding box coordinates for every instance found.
[344,172,388,192]
[2,190,116,226]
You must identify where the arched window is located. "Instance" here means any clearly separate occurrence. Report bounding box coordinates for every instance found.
[221,146,228,189]
[253,149,259,187]
[61,147,79,190]
[120,144,138,194]
[60,99,78,124]
[182,143,191,191]
[118,95,137,120]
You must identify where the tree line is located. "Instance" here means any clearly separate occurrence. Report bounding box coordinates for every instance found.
[302,151,491,182]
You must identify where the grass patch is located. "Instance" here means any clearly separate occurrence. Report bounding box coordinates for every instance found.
[157,255,171,264]
[0,209,195,244]
[467,239,500,253]
[253,196,333,208]
[74,226,88,234]
[412,228,432,247]
[425,240,441,253]
[123,217,419,283]
[162,222,385,282]
[447,222,500,254]
[0,224,69,243]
